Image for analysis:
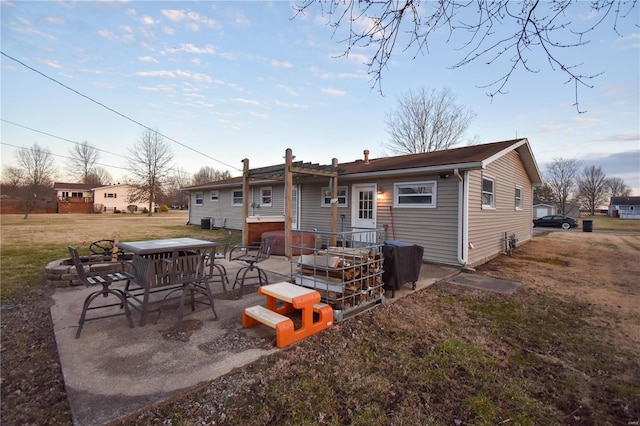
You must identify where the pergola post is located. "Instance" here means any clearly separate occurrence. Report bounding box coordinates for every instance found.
[330,157,338,247]
[284,148,293,259]
[242,158,250,246]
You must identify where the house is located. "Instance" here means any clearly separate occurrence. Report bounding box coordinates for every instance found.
[533,199,557,219]
[92,184,148,213]
[54,183,95,214]
[182,138,543,267]
[608,196,640,219]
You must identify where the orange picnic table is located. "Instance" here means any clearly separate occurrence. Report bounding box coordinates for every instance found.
[242,281,333,348]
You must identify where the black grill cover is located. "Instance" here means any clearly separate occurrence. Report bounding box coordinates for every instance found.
[382,241,424,297]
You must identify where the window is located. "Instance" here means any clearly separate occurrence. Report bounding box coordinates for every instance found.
[106,193,116,198]
[394,181,437,208]
[195,192,203,206]
[232,189,243,206]
[210,190,219,202]
[482,176,495,209]
[260,187,272,207]
[72,192,83,198]
[321,186,347,207]
[515,186,522,210]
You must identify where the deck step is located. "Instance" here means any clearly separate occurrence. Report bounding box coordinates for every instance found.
[243,305,290,328]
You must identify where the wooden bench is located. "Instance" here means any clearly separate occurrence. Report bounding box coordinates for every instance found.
[242,282,333,348]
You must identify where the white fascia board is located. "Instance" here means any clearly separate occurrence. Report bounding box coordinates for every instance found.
[339,162,484,179]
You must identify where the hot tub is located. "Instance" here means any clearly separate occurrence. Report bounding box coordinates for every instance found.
[261,230,316,256]
[246,215,285,244]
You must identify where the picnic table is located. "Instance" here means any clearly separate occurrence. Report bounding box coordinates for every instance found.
[242,281,333,348]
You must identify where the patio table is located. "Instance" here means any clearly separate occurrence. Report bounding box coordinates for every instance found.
[117,238,220,327]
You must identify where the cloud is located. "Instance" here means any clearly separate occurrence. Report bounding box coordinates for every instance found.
[277,84,298,96]
[13,24,56,40]
[275,100,308,109]
[592,132,640,143]
[322,88,347,97]
[138,85,176,93]
[136,70,176,78]
[174,43,215,54]
[39,59,63,69]
[250,111,268,119]
[160,8,219,30]
[271,59,293,69]
[45,17,65,25]
[142,16,155,25]
[161,9,185,21]
[139,56,158,63]
[233,98,261,105]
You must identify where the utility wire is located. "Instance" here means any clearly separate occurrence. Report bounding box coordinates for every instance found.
[1,118,128,160]
[1,50,242,172]
[1,119,193,177]
[0,141,131,172]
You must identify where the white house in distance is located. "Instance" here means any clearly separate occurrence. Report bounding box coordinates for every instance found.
[92,184,148,213]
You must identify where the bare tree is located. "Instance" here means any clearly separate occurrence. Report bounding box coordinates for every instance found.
[294,1,637,112]
[164,167,193,209]
[13,144,57,218]
[67,141,99,183]
[192,166,232,185]
[546,158,580,216]
[607,176,631,198]
[576,165,609,215]
[85,167,113,186]
[127,129,174,216]
[384,87,476,154]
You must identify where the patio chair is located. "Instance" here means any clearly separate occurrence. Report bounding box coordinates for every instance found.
[229,241,271,295]
[125,253,217,329]
[68,246,133,339]
[203,230,233,293]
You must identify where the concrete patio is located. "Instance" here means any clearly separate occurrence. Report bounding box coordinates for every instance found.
[50,255,459,426]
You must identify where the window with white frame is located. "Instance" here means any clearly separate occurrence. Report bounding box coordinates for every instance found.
[232,189,243,206]
[195,192,204,206]
[321,186,347,207]
[515,186,523,210]
[260,187,272,207]
[210,190,219,202]
[482,176,495,209]
[394,181,437,207]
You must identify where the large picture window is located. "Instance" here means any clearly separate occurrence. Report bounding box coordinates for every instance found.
[394,181,436,208]
[195,192,204,206]
[260,187,272,207]
[232,189,243,206]
[321,186,347,207]
[482,176,495,209]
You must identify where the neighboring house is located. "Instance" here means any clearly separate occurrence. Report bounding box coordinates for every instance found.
[609,196,640,219]
[54,183,95,214]
[182,138,543,267]
[92,184,148,213]
[533,199,557,219]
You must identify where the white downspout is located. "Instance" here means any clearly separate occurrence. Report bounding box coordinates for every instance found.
[455,169,468,266]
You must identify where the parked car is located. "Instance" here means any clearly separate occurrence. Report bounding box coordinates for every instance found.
[533,215,578,230]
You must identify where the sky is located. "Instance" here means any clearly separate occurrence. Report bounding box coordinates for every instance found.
[1,1,639,194]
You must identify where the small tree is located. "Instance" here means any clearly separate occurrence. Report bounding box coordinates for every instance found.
[384,87,476,154]
[576,165,608,215]
[534,182,556,203]
[126,129,174,217]
[546,158,580,216]
[607,176,631,198]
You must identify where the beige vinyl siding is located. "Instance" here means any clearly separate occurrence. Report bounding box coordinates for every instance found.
[467,151,533,266]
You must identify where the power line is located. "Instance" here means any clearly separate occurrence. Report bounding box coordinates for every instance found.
[1,50,242,172]
[0,141,131,172]
[1,118,128,160]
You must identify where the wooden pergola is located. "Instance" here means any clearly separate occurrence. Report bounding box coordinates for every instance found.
[242,148,339,258]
